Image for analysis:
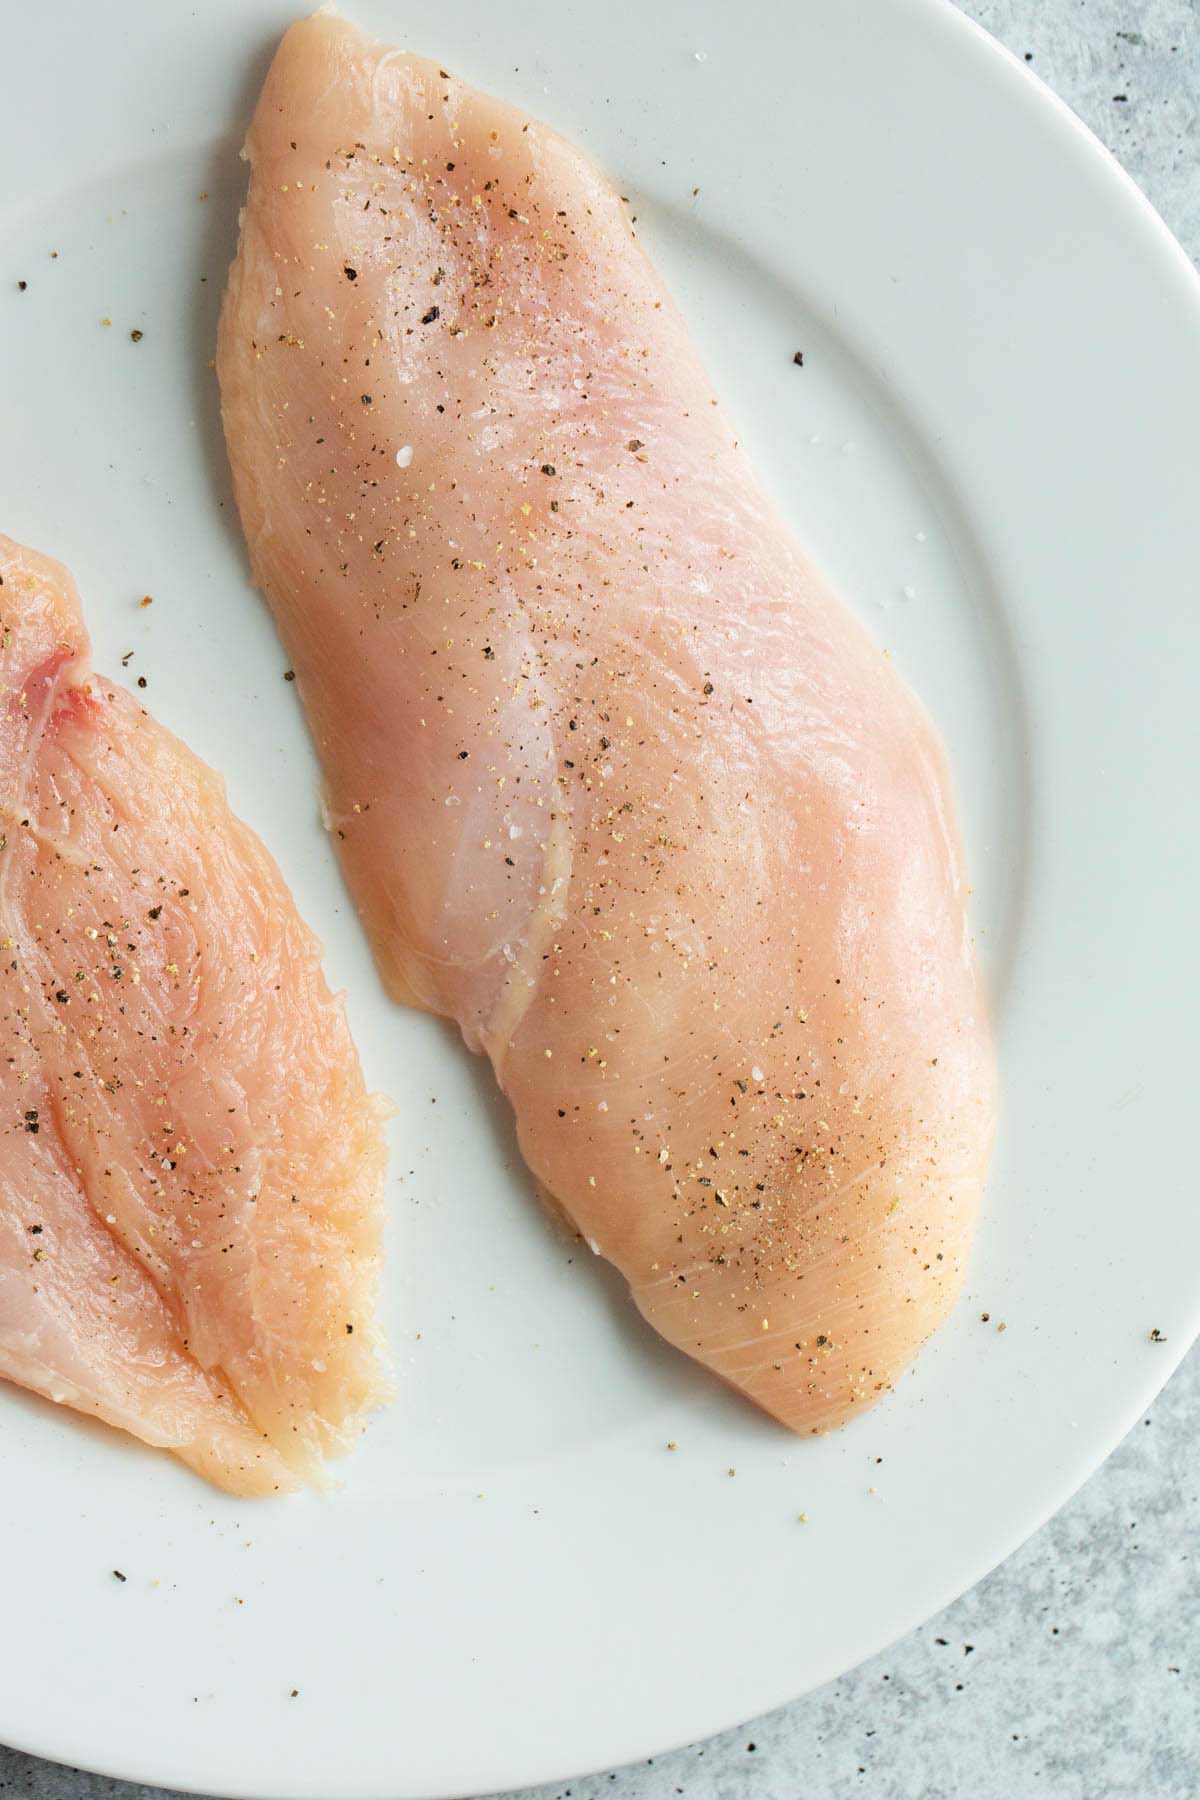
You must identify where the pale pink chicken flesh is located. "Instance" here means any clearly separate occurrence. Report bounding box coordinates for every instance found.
[0,535,388,1492]
[219,13,997,1432]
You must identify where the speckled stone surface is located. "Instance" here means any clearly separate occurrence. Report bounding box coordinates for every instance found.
[2,6,1196,1800]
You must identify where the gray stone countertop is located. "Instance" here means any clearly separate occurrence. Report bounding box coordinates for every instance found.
[3,4,1197,1799]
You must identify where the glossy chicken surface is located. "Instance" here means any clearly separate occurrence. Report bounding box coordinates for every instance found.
[0,534,387,1491]
[219,14,996,1431]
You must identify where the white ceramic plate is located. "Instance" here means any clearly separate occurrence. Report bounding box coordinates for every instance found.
[2,2,1198,1795]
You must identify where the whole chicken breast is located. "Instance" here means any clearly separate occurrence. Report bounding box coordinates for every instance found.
[218,13,996,1432]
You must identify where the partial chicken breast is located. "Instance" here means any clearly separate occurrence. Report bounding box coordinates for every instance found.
[0,534,387,1492]
[219,14,996,1432]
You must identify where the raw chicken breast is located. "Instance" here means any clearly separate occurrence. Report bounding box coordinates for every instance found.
[219,14,996,1432]
[0,535,387,1492]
